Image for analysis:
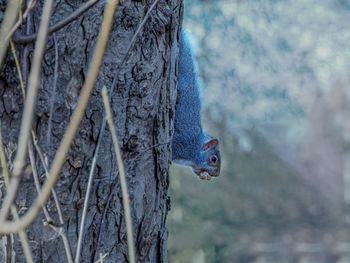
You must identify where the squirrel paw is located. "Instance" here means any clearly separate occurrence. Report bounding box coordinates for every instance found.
[199,172,211,180]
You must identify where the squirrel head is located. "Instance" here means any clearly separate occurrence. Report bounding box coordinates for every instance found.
[193,138,221,179]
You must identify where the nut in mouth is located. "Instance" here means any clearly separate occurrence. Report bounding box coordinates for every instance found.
[199,171,211,180]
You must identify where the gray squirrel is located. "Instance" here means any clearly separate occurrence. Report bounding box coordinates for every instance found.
[171,32,221,180]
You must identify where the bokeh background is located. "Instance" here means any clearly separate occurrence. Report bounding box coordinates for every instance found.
[168,0,350,262]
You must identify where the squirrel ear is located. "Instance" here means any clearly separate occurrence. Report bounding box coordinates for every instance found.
[202,138,219,151]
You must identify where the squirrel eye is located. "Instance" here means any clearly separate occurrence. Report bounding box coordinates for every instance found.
[210,155,217,164]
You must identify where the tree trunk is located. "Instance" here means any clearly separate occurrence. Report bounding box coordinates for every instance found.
[0,0,182,262]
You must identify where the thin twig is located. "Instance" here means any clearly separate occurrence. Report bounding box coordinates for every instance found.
[10,32,73,263]
[10,30,73,262]
[0,0,20,67]
[28,142,73,263]
[21,0,32,85]
[110,0,160,91]
[0,0,119,235]
[74,110,106,263]
[95,253,109,263]
[0,0,55,225]
[75,0,157,258]
[73,1,120,260]
[94,179,118,261]
[93,1,159,258]
[102,87,135,263]
[46,32,59,162]
[10,207,34,263]
[28,143,52,222]
[19,0,23,18]
[13,0,100,44]
[5,0,38,41]
[0,122,34,263]
[8,21,69,263]
[9,40,26,98]
[138,142,169,154]
[33,135,64,224]
[51,224,73,263]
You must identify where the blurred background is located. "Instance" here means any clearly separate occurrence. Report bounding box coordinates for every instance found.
[168,0,350,262]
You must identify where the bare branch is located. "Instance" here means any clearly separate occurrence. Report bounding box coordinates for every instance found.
[0,0,119,235]
[74,112,106,263]
[5,0,39,41]
[8,24,73,263]
[21,2,32,84]
[28,143,52,222]
[9,40,26,98]
[0,0,20,67]
[13,0,100,44]
[46,33,59,160]
[102,87,136,263]
[7,30,73,262]
[0,0,55,225]
[95,253,109,263]
[94,176,118,261]
[110,0,160,96]
[93,1,160,258]
[32,136,64,224]
[0,124,34,263]
[28,142,73,263]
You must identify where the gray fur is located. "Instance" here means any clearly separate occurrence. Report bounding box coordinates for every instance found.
[172,32,221,178]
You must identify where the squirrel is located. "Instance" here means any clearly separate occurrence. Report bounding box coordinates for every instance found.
[171,31,221,180]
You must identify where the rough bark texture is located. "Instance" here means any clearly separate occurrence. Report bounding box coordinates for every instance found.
[0,0,182,262]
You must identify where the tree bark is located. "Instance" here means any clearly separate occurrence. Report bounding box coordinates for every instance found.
[0,0,182,262]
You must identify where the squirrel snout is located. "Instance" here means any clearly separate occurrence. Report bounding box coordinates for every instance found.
[194,168,220,179]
